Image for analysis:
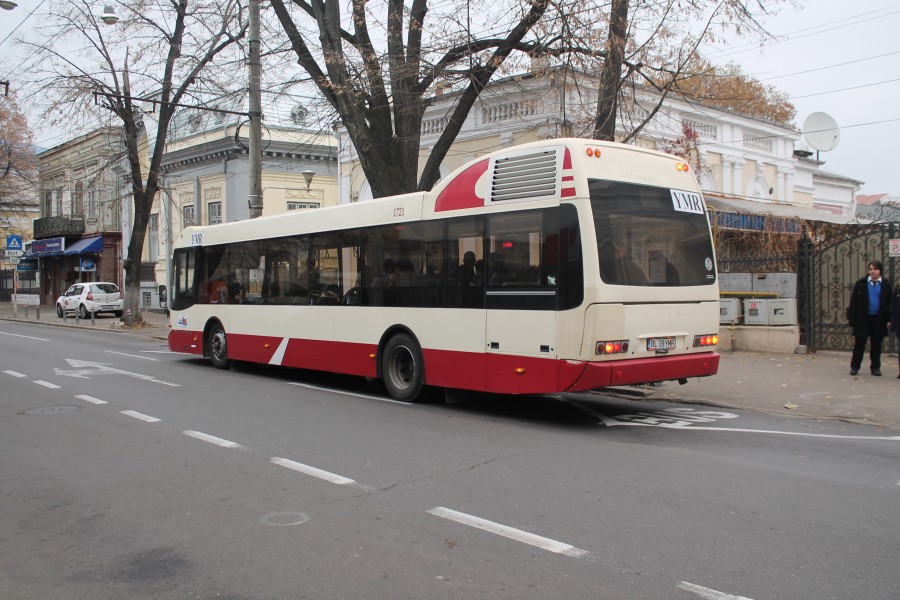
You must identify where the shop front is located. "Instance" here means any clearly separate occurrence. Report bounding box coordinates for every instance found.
[26,235,122,306]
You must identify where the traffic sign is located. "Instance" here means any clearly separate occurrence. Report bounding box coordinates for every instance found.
[8,257,20,265]
[5,249,24,258]
[5,235,23,251]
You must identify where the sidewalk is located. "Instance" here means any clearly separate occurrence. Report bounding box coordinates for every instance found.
[0,301,170,342]
[650,349,900,431]
[2,301,898,430]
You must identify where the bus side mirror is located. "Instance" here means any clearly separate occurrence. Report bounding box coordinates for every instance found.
[159,285,167,308]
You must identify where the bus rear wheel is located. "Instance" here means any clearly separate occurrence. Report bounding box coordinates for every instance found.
[208,323,230,369]
[382,333,424,402]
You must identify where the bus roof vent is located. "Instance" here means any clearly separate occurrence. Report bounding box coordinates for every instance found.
[489,148,562,204]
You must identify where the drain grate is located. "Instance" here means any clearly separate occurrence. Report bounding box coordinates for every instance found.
[22,406,80,415]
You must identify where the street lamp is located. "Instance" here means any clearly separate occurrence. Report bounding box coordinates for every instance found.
[302,170,315,191]
[100,5,118,24]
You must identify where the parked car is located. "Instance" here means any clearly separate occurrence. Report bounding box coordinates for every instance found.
[56,282,124,319]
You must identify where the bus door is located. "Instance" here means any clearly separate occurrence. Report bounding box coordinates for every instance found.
[484,210,560,393]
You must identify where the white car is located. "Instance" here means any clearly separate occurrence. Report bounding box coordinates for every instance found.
[56,282,125,319]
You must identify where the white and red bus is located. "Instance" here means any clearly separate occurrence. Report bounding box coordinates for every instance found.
[168,138,720,401]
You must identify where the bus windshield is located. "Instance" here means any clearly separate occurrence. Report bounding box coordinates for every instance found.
[590,179,716,287]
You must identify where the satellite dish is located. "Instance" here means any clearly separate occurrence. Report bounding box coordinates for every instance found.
[802,112,841,152]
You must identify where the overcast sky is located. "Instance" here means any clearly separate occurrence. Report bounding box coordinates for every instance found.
[703,1,900,195]
[2,1,898,195]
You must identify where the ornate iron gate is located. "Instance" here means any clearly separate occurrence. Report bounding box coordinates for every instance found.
[799,224,898,352]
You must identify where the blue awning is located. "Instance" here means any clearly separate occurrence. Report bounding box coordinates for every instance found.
[63,236,104,255]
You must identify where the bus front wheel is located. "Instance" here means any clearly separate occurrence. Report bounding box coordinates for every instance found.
[208,323,230,369]
[382,333,424,402]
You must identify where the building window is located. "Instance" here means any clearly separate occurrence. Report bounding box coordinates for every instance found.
[208,201,222,225]
[142,291,151,307]
[148,213,159,262]
[183,205,195,228]
[87,189,96,220]
[43,190,52,217]
[72,181,83,217]
[287,201,320,211]
[54,187,63,216]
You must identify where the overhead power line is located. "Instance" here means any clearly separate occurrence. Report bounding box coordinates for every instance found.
[790,77,900,100]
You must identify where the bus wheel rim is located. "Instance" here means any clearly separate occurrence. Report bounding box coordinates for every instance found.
[212,330,226,361]
[389,345,414,390]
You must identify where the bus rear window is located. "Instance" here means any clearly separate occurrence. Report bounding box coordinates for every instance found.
[590,179,716,287]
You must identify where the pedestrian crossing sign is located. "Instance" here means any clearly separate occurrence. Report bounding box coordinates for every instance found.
[6,235,22,251]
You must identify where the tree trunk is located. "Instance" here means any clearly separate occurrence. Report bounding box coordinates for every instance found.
[593,0,629,141]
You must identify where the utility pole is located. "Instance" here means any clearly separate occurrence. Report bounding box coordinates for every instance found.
[247,0,263,218]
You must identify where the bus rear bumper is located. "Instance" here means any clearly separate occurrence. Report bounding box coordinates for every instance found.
[565,352,720,391]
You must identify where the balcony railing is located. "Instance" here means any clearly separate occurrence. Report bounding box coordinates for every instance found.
[33,216,85,238]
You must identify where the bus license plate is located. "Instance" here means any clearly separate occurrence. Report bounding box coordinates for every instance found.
[647,337,676,350]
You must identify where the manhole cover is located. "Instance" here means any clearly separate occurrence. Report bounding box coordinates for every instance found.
[261,512,310,526]
[22,406,80,415]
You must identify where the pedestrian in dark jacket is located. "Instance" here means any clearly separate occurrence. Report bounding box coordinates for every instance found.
[846,260,892,376]
[891,280,900,379]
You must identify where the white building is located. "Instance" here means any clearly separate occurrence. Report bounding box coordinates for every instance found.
[337,67,861,227]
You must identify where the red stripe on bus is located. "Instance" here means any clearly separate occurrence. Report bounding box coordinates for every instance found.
[168,329,203,355]
[563,148,573,169]
[434,159,490,212]
[170,329,718,393]
[561,187,576,197]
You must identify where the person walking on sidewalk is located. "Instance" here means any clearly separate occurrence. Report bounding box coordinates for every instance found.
[892,280,900,379]
[847,260,892,376]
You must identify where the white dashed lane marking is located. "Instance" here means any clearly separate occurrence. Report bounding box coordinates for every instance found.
[183,430,243,448]
[677,581,754,599]
[0,331,51,342]
[33,380,60,389]
[270,457,357,486]
[121,410,162,423]
[427,506,591,559]
[75,394,108,405]
[105,351,157,361]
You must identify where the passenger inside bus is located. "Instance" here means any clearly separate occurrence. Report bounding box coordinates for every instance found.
[599,237,649,285]
[228,281,244,304]
[318,284,341,305]
[453,251,477,286]
[487,252,510,286]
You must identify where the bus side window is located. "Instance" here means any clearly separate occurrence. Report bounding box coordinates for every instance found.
[445,218,484,309]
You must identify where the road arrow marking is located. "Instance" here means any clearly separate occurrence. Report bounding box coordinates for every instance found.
[55,358,180,387]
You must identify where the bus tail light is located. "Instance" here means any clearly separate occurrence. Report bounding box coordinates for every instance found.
[596,340,629,355]
[693,334,718,347]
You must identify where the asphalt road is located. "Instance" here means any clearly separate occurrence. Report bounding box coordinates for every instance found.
[1,321,898,600]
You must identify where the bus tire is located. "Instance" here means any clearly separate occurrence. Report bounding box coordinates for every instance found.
[208,323,230,370]
[382,333,424,402]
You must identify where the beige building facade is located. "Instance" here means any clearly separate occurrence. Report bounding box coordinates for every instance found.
[33,127,124,306]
